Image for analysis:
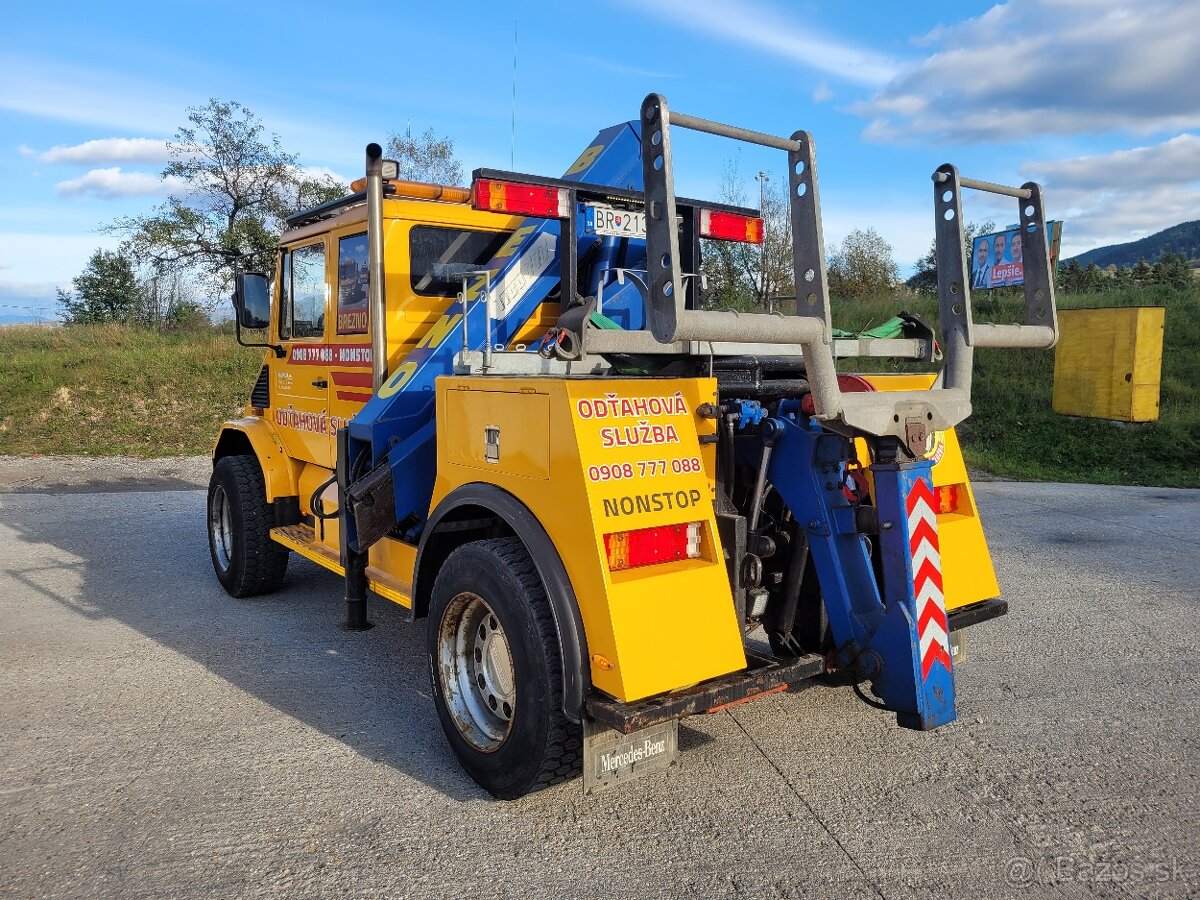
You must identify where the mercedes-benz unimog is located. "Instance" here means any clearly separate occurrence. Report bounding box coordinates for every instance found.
[209,94,1058,797]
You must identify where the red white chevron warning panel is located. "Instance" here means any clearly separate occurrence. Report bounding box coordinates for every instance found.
[907,477,951,679]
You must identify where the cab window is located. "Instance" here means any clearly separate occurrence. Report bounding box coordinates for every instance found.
[337,233,369,334]
[279,242,326,340]
[410,226,513,296]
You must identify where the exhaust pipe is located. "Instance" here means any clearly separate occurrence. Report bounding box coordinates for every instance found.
[366,143,388,391]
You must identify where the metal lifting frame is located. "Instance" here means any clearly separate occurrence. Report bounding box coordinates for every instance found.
[638,92,1059,452]
[634,92,1058,729]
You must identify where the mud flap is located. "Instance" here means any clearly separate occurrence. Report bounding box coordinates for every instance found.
[949,630,966,665]
[582,718,678,795]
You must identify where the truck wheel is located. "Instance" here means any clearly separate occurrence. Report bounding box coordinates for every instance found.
[207,455,289,598]
[428,537,581,799]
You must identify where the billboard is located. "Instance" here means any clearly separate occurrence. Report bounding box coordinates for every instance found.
[969,221,1063,289]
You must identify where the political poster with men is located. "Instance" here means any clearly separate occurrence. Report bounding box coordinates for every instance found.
[969,221,1062,289]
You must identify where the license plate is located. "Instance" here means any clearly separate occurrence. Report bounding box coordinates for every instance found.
[585,204,646,239]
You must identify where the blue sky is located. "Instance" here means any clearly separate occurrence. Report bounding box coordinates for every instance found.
[2,0,1198,320]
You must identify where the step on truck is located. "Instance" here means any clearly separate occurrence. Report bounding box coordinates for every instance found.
[209,93,1058,798]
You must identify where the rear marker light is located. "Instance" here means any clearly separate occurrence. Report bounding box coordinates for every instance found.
[936,484,962,515]
[699,209,764,243]
[473,179,570,218]
[604,522,703,571]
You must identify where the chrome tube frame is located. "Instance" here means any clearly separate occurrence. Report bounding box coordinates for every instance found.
[638,92,1059,450]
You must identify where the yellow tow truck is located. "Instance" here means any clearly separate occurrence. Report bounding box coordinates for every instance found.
[210,94,1057,797]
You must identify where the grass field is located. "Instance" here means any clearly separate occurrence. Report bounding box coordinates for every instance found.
[1,287,1196,486]
[0,324,261,457]
[832,285,1200,487]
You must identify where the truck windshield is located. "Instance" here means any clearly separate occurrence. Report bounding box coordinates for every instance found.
[410,225,513,297]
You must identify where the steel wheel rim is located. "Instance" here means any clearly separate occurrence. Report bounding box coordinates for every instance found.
[209,485,234,572]
[437,592,515,751]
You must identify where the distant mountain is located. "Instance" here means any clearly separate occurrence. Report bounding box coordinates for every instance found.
[1068,220,1200,269]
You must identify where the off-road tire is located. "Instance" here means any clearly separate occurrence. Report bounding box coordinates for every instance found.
[428,537,581,799]
[207,455,289,598]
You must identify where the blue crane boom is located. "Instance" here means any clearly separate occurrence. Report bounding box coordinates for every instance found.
[344,121,648,547]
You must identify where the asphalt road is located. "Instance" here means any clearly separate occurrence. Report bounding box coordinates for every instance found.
[1,462,1197,899]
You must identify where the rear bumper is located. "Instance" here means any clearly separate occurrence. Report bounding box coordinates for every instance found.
[586,651,824,735]
[587,598,1007,735]
[948,597,1007,631]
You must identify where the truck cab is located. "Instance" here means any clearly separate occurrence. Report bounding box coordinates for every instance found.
[215,185,568,600]
[263,191,537,471]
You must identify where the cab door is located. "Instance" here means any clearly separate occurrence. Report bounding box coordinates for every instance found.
[271,239,334,467]
[326,230,375,427]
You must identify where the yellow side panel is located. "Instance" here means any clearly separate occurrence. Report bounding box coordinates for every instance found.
[1052,306,1165,422]
[433,377,746,704]
[443,389,550,479]
[368,538,417,606]
[858,374,1000,610]
[924,427,1000,609]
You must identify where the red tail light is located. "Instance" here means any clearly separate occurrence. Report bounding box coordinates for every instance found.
[699,209,764,243]
[473,179,570,218]
[604,522,703,571]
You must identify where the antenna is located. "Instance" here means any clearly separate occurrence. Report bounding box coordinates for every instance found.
[511,17,518,169]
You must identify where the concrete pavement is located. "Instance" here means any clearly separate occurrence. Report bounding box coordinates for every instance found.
[1,470,1197,898]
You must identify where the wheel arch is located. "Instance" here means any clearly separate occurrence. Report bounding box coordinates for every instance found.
[414,483,591,724]
[213,418,299,502]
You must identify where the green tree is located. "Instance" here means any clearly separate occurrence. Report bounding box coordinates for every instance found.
[1056,258,1083,293]
[385,126,464,185]
[56,249,143,325]
[1152,252,1195,293]
[1131,258,1153,284]
[113,99,346,294]
[700,159,793,312]
[827,228,899,300]
[138,270,210,332]
[1081,262,1106,292]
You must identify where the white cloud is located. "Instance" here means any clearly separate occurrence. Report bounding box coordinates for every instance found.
[55,167,182,199]
[0,279,58,299]
[856,0,1200,142]
[37,137,169,165]
[618,0,899,86]
[297,165,351,186]
[1022,135,1200,253]
[1025,133,1200,190]
[812,82,834,103]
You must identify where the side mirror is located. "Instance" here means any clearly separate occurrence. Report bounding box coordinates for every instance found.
[233,273,270,330]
